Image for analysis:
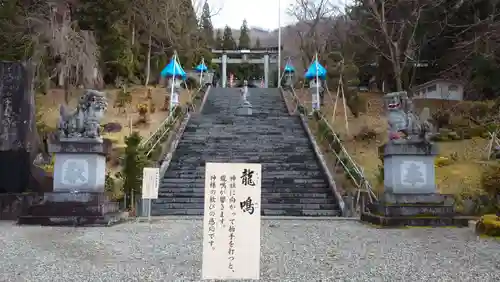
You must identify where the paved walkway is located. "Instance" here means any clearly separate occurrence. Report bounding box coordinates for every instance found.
[0,220,499,281]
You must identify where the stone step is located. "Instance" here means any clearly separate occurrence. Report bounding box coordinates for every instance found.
[160,182,330,188]
[157,192,333,198]
[165,168,322,174]
[185,125,305,130]
[151,203,338,210]
[262,209,341,216]
[163,171,324,178]
[174,145,313,151]
[154,197,336,205]
[170,156,318,163]
[158,187,331,194]
[150,208,340,217]
[166,161,322,169]
[166,163,322,171]
[160,178,327,185]
[174,144,313,150]
[151,88,341,218]
[179,135,309,141]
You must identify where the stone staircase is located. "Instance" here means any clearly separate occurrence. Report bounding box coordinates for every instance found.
[151,88,342,216]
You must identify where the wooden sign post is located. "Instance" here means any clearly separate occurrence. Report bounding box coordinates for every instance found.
[202,162,262,280]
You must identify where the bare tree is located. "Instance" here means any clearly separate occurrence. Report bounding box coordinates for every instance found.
[20,2,101,101]
[288,0,338,68]
[354,0,444,91]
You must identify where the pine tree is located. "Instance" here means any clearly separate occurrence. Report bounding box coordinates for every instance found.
[238,20,251,49]
[215,29,223,49]
[200,1,214,47]
[222,25,236,50]
[254,37,261,48]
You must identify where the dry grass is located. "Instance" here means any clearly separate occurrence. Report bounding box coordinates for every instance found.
[38,85,192,145]
[293,88,491,196]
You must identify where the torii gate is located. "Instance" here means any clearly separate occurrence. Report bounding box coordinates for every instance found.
[211,47,281,88]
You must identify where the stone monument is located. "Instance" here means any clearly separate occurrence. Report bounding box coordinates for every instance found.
[19,90,124,226]
[284,72,293,89]
[0,62,33,194]
[361,91,468,227]
[167,77,181,112]
[237,80,252,116]
[309,79,324,112]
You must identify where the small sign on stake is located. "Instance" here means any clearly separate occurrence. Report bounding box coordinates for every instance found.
[142,167,159,199]
[202,162,262,280]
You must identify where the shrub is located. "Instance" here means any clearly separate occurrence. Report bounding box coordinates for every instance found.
[469,101,491,121]
[185,77,200,89]
[346,93,366,117]
[115,87,132,112]
[432,110,451,129]
[297,105,307,115]
[354,126,377,141]
[119,132,149,208]
[313,110,322,121]
[105,172,115,193]
[102,122,123,133]
[376,165,384,184]
[435,156,453,167]
[469,126,488,137]
[481,163,500,198]
[149,100,156,113]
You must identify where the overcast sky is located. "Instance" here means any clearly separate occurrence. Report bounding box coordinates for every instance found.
[204,0,297,30]
[202,0,350,30]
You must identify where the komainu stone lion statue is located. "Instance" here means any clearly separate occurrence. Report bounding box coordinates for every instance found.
[383,91,434,144]
[58,89,108,141]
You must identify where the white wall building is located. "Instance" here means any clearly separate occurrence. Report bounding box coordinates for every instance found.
[412,79,464,101]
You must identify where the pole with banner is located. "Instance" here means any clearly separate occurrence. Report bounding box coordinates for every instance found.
[202,162,262,280]
[277,0,282,87]
[199,57,204,86]
[315,53,320,112]
[169,52,177,117]
[142,167,160,221]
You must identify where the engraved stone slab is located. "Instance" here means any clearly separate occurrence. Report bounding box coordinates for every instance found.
[383,141,438,155]
[48,140,108,154]
[0,61,31,151]
[384,155,436,194]
[52,153,106,192]
[382,193,453,204]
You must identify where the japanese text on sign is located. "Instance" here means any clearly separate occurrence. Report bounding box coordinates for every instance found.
[202,162,262,280]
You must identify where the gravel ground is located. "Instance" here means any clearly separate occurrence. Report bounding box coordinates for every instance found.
[0,219,499,282]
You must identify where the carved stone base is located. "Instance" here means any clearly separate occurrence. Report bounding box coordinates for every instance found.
[18,192,127,226]
[237,105,252,116]
[361,213,469,227]
[360,193,469,227]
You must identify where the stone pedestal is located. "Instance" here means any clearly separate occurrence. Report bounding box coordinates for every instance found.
[361,141,468,227]
[237,93,253,116]
[284,74,293,89]
[383,140,438,194]
[18,139,126,226]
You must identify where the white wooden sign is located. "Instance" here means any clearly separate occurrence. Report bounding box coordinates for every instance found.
[202,162,262,280]
[311,89,320,110]
[141,167,160,199]
[171,92,179,105]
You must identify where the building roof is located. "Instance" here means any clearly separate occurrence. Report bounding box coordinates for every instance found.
[412,79,464,90]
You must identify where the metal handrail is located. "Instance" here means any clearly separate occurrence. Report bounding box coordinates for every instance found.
[139,85,209,156]
[285,87,377,202]
[139,107,178,149]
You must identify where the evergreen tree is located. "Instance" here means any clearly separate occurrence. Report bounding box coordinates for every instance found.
[222,25,236,50]
[215,29,223,49]
[238,20,251,49]
[200,1,214,47]
[254,37,261,48]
